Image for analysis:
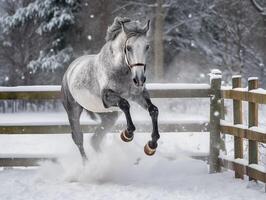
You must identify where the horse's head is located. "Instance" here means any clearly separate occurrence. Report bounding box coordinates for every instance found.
[120,20,150,87]
[106,17,151,87]
[120,20,150,88]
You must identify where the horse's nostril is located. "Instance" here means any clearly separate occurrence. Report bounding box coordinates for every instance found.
[133,78,138,85]
[143,76,146,83]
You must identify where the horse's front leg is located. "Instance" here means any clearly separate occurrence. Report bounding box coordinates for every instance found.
[102,89,135,142]
[133,89,160,156]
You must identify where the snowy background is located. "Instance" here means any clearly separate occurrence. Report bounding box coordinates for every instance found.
[0,0,266,199]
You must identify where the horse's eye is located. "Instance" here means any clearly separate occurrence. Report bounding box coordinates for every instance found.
[126,46,132,52]
[146,44,150,50]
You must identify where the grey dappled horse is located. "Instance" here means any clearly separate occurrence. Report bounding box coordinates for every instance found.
[61,17,160,162]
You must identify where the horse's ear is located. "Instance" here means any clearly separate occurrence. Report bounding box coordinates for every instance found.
[143,19,150,34]
[120,21,130,35]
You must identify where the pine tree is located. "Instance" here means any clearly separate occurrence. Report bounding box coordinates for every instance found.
[0,0,80,85]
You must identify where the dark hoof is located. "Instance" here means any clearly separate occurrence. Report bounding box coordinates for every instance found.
[144,143,156,156]
[120,129,133,142]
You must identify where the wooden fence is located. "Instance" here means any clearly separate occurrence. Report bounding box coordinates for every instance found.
[0,73,265,187]
[0,82,214,167]
[220,76,266,184]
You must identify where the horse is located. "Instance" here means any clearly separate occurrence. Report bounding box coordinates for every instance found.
[61,17,160,162]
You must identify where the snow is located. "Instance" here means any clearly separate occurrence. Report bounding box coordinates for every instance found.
[210,69,221,75]
[249,164,266,173]
[249,126,266,134]
[0,111,265,198]
[0,103,265,198]
[87,35,92,40]
[0,83,210,92]
[214,111,219,117]
[0,85,61,92]
[1,132,266,199]
[0,136,265,199]
[208,69,222,81]
[0,112,208,126]
[146,83,210,90]
[232,75,242,78]
[219,155,266,174]
[221,86,232,90]
[248,77,259,81]
[250,88,266,95]
[234,158,249,166]
[233,87,248,91]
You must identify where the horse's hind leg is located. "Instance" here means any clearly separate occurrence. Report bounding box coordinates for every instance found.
[68,105,88,162]
[61,83,88,162]
[90,111,119,151]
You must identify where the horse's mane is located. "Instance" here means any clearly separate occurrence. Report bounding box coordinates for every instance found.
[105,17,147,41]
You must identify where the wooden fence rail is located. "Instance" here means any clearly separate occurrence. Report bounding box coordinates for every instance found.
[0,83,214,167]
[220,76,266,185]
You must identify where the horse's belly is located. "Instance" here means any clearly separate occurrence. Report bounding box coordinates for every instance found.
[71,88,119,113]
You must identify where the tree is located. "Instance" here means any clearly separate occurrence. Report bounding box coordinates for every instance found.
[153,0,165,80]
[0,0,80,85]
[162,0,264,84]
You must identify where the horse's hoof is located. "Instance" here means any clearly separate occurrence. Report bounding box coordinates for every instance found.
[144,143,156,156]
[120,129,133,142]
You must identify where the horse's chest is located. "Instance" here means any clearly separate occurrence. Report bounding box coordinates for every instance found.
[71,88,119,113]
[68,75,117,113]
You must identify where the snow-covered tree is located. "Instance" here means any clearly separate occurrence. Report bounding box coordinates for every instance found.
[163,0,264,84]
[0,0,80,85]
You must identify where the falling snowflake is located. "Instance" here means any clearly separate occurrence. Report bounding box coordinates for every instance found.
[5,76,9,81]
[214,111,220,116]
[21,75,25,80]
[87,35,92,40]
[188,14,192,18]
[85,2,88,6]
[200,73,205,78]
[90,14,94,19]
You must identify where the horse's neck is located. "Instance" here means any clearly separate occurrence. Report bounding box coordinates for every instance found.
[108,33,126,67]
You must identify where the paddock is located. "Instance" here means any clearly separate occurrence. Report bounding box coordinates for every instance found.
[0,71,266,194]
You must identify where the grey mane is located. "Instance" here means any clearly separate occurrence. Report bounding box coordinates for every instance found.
[105,17,147,41]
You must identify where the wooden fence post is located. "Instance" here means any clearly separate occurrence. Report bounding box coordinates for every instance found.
[232,75,244,179]
[209,70,222,173]
[220,98,226,153]
[248,77,259,181]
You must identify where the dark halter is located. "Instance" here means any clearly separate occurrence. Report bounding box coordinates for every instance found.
[124,38,146,70]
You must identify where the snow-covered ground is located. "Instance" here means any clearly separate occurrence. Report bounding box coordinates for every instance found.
[0,130,266,199]
[0,133,265,200]
[0,107,265,199]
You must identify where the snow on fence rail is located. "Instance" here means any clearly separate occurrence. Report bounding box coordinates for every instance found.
[0,83,211,99]
[220,76,266,185]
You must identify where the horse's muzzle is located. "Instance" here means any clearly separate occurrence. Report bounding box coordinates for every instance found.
[133,75,146,87]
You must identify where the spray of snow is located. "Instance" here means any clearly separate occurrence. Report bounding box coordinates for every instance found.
[36,134,189,184]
